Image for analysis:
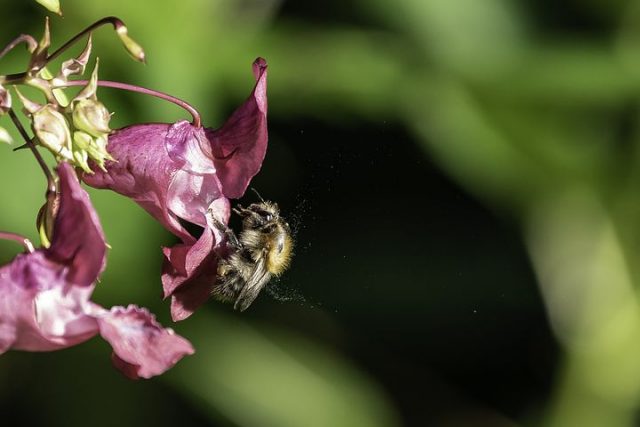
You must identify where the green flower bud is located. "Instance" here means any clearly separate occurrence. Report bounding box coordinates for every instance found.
[73,131,114,172]
[15,87,42,114]
[35,0,62,16]
[116,25,145,63]
[29,18,52,71]
[36,197,57,249]
[33,105,72,160]
[0,126,12,144]
[73,146,91,173]
[0,84,10,114]
[55,35,92,83]
[73,98,111,137]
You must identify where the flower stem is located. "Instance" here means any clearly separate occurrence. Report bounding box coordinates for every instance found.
[58,79,202,127]
[8,109,57,198]
[2,16,138,85]
[48,17,134,65]
[0,231,35,253]
[0,34,38,60]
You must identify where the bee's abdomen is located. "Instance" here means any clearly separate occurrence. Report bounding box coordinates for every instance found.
[267,233,293,275]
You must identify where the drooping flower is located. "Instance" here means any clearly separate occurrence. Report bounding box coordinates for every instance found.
[0,162,194,378]
[83,58,268,321]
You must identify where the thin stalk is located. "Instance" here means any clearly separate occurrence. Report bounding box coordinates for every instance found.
[0,231,35,253]
[0,34,37,60]
[47,17,130,66]
[2,17,137,85]
[59,79,202,127]
[8,109,57,197]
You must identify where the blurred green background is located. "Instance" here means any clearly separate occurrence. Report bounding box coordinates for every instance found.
[3,0,640,426]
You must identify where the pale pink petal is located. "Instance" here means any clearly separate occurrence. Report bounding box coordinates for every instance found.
[34,285,97,346]
[94,304,194,379]
[166,170,224,227]
[165,120,216,174]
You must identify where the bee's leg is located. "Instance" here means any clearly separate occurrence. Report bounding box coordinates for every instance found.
[233,205,247,216]
[210,217,242,250]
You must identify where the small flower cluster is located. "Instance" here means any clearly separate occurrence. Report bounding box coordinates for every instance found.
[0,5,270,378]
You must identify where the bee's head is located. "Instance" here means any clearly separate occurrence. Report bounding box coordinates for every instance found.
[235,201,284,231]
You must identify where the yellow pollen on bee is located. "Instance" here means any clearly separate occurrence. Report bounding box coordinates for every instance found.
[267,234,293,275]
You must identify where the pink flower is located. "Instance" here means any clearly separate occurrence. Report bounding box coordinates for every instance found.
[0,162,194,379]
[83,58,268,321]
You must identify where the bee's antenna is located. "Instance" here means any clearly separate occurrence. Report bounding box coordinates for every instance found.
[250,187,266,202]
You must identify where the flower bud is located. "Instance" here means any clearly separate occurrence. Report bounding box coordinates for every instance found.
[35,0,62,15]
[73,131,114,172]
[55,35,92,83]
[73,146,91,173]
[116,25,145,63]
[0,84,10,115]
[15,87,43,114]
[33,105,72,160]
[29,18,52,71]
[73,98,111,137]
[0,126,12,144]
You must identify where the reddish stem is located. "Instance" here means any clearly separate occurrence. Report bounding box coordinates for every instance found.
[59,79,202,127]
[0,231,35,253]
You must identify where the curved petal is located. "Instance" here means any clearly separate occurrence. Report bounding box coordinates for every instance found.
[161,228,217,321]
[82,124,195,243]
[0,250,98,353]
[0,163,107,353]
[166,170,224,228]
[94,304,194,379]
[165,120,216,174]
[161,198,229,321]
[206,57,268,199]
[48,162,107,287]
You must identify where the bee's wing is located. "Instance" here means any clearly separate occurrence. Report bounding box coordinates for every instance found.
[234,255,272,311]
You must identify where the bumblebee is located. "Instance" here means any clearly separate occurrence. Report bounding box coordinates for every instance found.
[210,200,294,311]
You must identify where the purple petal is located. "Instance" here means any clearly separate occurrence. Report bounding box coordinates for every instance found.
[206,57,268,199]
[0,164,106,353]
[94,304,194,379]
[0,253,96,353]
[161,201,229,321]
[165,121,216,174]
[0,164,193,378]
[161,228,217,321]
[48,162,107,287]
[82,123,196,243]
